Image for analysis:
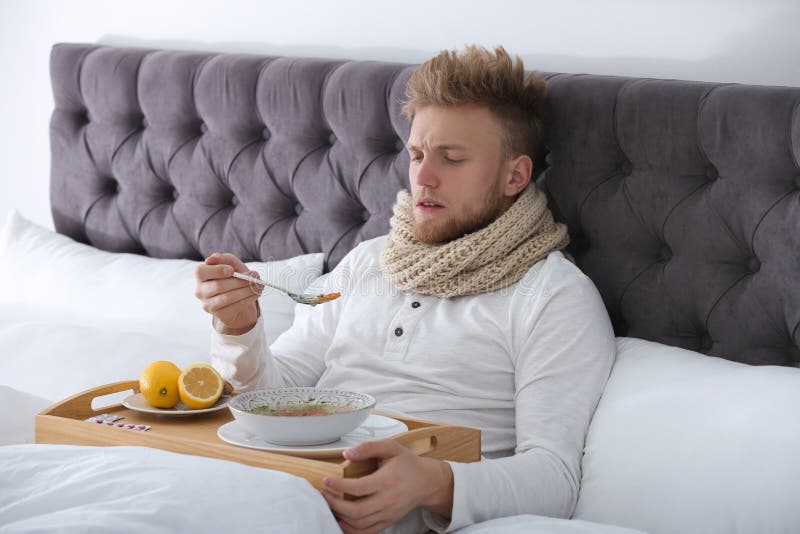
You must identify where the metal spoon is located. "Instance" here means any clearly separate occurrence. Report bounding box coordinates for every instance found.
[232,272,340,306]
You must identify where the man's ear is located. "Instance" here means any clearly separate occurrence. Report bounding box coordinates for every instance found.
[503,154,533,197]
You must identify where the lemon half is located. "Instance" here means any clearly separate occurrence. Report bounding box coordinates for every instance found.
[178,364,224,410]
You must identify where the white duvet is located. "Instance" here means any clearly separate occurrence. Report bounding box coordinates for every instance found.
[0,443,643,534]
[0,444,340,533]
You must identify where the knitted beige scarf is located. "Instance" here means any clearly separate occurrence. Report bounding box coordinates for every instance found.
[379,186,571,298]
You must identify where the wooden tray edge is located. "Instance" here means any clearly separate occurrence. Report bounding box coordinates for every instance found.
[35,381,483,492]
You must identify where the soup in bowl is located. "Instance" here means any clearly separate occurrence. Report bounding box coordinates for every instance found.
[228,387,375,446]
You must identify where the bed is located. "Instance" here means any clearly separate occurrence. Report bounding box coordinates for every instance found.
[1,42,799,533]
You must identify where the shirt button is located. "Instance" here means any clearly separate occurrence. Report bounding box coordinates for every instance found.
[411,301,421,309]
[394,327,404,337]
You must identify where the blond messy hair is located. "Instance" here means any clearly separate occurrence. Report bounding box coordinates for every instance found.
[403,45,547,159]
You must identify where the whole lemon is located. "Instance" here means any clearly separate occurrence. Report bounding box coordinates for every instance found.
[139,360,182,408]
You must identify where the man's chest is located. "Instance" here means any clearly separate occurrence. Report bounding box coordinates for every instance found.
[326,290,514,372]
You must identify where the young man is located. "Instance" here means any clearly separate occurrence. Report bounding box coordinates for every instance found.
[195,46,615,534]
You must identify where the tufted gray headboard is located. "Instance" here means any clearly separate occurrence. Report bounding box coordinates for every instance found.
[50,43,800,367]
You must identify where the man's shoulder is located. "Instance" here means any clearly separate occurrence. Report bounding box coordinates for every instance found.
[509,251,610,343]
[517,250,597,295]
[336,234,387,270]
[356,234,388,254]
[522,249,580,277]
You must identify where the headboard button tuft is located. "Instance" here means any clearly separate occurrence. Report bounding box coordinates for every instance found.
[328,133,337,145]
[199,122,208,134]
[620,161,633,176]
[295,204,303,216]
[171,189,179,201]
[700,334,713,351]
[660,245,672,261]
[106,179,120,194]
[706,166,719,181]
[261,128,270,141]
[230,196,238,207]
[746,256,761,273]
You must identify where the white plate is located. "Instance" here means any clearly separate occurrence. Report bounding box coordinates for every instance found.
[217,414,408,458]
[122,393,230,416]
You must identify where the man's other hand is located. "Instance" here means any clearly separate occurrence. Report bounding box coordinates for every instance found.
[195,252,263,335]
[321,439,454,533]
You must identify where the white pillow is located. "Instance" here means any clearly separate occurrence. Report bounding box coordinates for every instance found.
[573,337,800,534]
[0,210,324,348]
[0,315,214,403]
[0,385,52,445]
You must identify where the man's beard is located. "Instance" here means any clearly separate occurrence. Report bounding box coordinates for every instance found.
[413,177,506,245]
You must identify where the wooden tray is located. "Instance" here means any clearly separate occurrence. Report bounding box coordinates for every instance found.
[36,381,481,496]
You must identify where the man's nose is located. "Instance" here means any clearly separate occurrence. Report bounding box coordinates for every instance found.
[414,159,439,188]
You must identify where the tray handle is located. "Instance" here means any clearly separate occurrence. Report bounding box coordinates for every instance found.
[391,426,441,456]
[341,424,480,481]
[40,380,140,420]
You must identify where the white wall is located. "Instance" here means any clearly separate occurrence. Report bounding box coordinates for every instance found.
[1,0,798,230]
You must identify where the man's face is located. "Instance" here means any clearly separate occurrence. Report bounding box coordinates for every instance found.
[406,105,517,244]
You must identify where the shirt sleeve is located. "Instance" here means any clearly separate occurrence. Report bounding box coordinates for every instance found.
[424,260,616,532]
[210,248,358,391]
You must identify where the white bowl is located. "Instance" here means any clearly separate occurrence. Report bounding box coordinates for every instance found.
[228,387,375,446]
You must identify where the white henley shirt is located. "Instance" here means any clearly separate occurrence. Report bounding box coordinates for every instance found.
[210,235,615,533]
